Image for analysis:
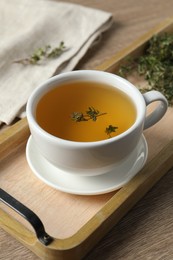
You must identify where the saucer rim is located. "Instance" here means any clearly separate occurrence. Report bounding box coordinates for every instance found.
[26,135,148,195]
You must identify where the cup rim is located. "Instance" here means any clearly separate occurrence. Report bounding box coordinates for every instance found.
[26,70,146,147]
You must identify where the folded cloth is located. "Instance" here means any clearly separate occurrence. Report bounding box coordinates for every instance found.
[0,0,113,125]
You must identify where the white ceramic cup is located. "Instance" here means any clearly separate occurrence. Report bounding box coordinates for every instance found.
[26,70,168,176]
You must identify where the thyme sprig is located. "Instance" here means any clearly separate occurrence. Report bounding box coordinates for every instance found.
[14,41,66,65]
[118,33,173,105]
[71,107,107,122]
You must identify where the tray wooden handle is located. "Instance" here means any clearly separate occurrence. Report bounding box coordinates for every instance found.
[0,188,53,246]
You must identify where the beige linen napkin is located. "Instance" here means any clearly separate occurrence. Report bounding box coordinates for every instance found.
[0,0,113,125]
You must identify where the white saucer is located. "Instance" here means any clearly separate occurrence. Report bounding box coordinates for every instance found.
[26,135,148,195]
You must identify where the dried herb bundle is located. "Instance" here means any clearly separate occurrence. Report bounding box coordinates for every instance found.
[119,33,173,105]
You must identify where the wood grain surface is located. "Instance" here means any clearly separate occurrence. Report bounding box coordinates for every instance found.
[1,0,173,259]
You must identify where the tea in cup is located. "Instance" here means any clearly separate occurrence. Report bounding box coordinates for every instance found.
[26,70,168,176]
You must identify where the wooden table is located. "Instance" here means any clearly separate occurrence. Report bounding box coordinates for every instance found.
[1,0,173,259]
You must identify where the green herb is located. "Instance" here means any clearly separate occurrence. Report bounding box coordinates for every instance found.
[105,125,118,138]
[14,41,66,65]
[70,112,87,122]
[71,107,118,139]
[118,33,173,105]
[71,107,107,122]
[118,57,136,78]
[47,42,66,58]
[86,106,106,121]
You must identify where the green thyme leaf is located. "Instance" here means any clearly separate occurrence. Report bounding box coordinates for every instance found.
[47,41,66,58]
[71,112,87,122]
[86,106,100,121]
[105,125,118,138]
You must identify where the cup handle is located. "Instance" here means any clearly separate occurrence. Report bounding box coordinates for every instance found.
[143,90,168,130]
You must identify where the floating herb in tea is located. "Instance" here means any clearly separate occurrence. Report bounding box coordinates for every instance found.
[14,41,66,65]
[105,125,118,138]
[71,112,87,122]
[71,106,118,139]
[118,33,173,105]
[71,107,107,122]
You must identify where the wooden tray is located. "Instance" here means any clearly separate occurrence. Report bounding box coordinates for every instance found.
[1,17,173,260]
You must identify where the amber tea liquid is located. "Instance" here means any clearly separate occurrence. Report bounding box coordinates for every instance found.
[36,81,137,142]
